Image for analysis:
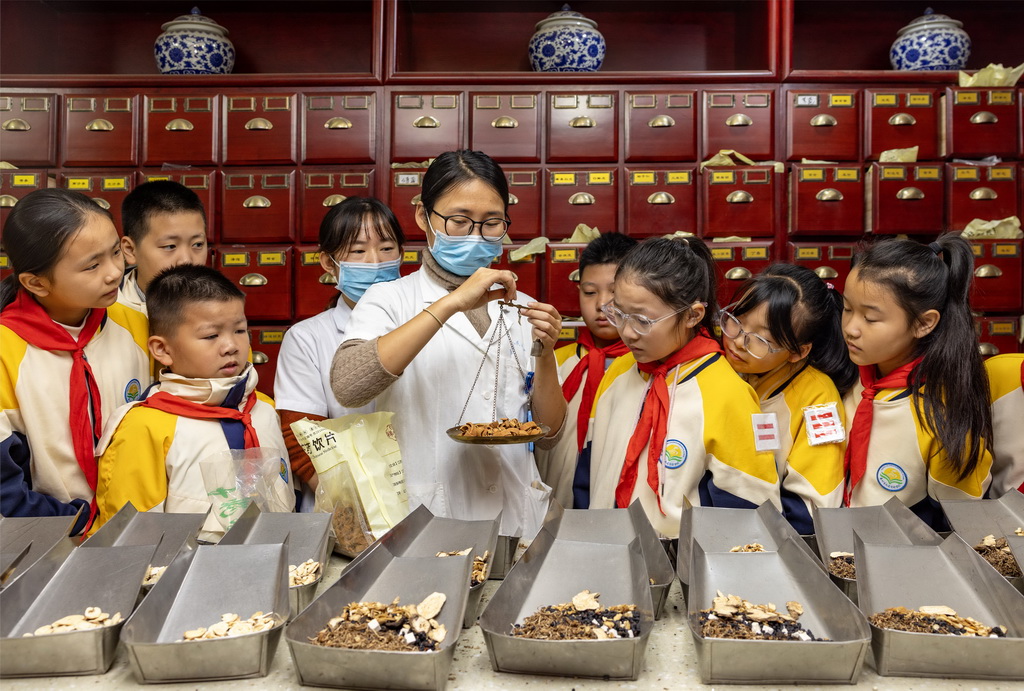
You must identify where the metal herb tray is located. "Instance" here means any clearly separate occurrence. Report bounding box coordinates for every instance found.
[81,502,205,571]
[940,490,1024,594]
[0,513,80,590]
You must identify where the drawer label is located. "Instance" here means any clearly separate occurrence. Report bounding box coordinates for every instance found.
[711,248,734,260]
[222,253,249,267]
[954,167,980,181]
[796,247,821,260]
[994,243,1020,257]
[907,93,933,107]
[588,171,612,185]
[835,168,860,181]
[971,244,984,257]
[631,172,656,185]
[711,170,736,184]
[915,166,941,180]
[395,173,421,186]
[954,91,979,105]
[794,94,819,107]
[990,322,1016,335]
[259,330,285,344]
[12,174,40,187]
[989,167,1014,180]
[872,94,898,107]
[301,251,321,265]
[881,167,906,180]
[403,249,421,263]
[743,247,769,260]
[558,327,578,340]
[66,178,91,190]
[829,94,854,107]
[551,248,579,262]
[799,168,825,182]
[146,175,171,182]
[988,91,1013,105]
[667,171,691,184]
[0,255,8,269]
[258,251,286,266]
[102,178,127,191]
[552,173,577,185]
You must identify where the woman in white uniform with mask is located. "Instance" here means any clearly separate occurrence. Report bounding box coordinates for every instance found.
[331,150,565,539]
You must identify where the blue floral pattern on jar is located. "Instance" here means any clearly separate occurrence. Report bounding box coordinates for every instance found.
[154,8,235,75]
[528,5,605,73]
[890,8,971,71]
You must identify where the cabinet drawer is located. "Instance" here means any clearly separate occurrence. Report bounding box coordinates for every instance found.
[946,88,1019,159]
[544,244,587,319]
[547,92,617,163]
[0,169,48,229]
[62,94,138,167]
[143,94,217,166]
[787,242,856,293]
[970,239,1022,313]
[136,170,217,241]
[470,93,540,162]
[249,325,289,397]
[785,89,860,161]
[947,163,1019,232]
[868,163,944,235]
[702,90,774,160]
[710,241,774,306]
[0,93,58,166]
[504,167,542,240]
[701,166,777,238]
[545,168,618,239]
[388,168,428,241]
[976,316,1020,358]
[864,89,941,160]
[0,249,9,281]
[221,170,296,243]
[302,92,376,164]
[299,168,375,243]
[216,246,293,321]
[223,93,297,165]
[391,92,464,162]
[624,91,697,162]
[624,167,697,238]
[789,164,864,236]
[493,245,542,302]
[294,246,336,320]
[60,171,134,233]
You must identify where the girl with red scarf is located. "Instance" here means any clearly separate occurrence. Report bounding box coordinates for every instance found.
[841,234,992,530]
[0,190,151,534]
[587,237,780,538]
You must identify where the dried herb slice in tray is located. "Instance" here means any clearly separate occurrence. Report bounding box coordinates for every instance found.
[310,593,449,652]
[869,605,1007,637]
[696,591,826,641]
[511,589,641,640]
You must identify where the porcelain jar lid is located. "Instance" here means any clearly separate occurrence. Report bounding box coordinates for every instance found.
[896,7,963,36]
[161,7,230,35]
[534,4,598,31]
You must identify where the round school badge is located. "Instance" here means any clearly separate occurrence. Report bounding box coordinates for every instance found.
[876,463,908,492]
[661,439,688,470]
[124,379,142,403]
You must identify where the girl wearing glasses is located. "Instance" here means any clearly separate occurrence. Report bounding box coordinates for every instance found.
[331,150,565,540]
[719,264,857,534]
[587,237,780,538]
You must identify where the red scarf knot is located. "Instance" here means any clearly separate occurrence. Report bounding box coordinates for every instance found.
[138,390,261,449]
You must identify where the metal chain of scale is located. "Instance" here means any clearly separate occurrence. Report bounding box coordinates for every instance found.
[456,306,532,426]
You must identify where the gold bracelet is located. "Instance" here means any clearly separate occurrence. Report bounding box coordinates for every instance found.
[422,307,444,327]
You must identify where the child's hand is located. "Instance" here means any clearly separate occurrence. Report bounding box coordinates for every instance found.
[521,302,562,355]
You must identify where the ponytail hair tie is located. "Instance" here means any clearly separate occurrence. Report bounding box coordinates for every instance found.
[927,241,943,255]
[825,281,835,290]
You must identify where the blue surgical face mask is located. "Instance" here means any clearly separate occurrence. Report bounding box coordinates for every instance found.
[428,218,502,276]
[333,257,401,302]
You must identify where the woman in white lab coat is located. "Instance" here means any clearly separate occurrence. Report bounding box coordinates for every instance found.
[331,150,565,539]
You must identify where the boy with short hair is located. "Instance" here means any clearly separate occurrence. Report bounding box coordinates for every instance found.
[118,180,209,314]
[94,265,291,540]
[535,232,638,508]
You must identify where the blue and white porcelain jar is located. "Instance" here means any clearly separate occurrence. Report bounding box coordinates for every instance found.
[890,7,970,71]
[528,4,605,73]
[154,7,235,75]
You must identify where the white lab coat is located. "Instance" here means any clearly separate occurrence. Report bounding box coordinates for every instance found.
[343,268,551,538]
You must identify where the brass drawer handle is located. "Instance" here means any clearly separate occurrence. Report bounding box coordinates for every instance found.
[413,115,440,128]
[969,111,998,125]
[569,116,595,128]
[569,192,595,205]
[243,195,271,208]
[319,272,337,285]
[809,114,837,127]
[91,198,111,209]
[244,117,274,130]
[974,264,1003,278]
[491,116,518,128]
[85,118,114,131]
[165,118,194,131]
[896,186,924,200]
[648,115,675,128]
[322,194,347,207]
[508,193,519,205]
[647,191,675,205]
[814,266,839,279]
[888,112,917,126]
[816,188,844,202]
[725,113,752,127]
[726,190,753,203]
[324,116,352,129]
[240,272,268,287]
[1,118,30,131]
[969,187,998,200]
[251,351,269,365]
[725,267,752,280]
[978,343,999,356]
[410,194,421,205]
[0,194,17,208]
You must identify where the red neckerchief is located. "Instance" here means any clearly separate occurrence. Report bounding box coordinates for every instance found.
[561,328,630,451]
[138,390,261,449]
[616,332,723,512]
[0,291,106,490]
[843,356,924,505]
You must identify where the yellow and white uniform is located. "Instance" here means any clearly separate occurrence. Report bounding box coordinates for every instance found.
[0,304,151,507]
[986,353,1024,496]
[589,352,780,538]
[843,383,992,529]
[748,364,845,534]
[534,343,583,509]
[94,365,288,541]
[116,267,147,315]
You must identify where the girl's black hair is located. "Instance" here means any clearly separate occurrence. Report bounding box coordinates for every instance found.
[850,232,992,480]
[0,189,114,310]
[616,236,719,339]
[420,149,509,214]
[578,232,638,276]
[731,263,857,393]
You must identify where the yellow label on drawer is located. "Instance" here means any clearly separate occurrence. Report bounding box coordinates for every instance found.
[915,166,940,180]
[0,255,9,269]
[955,91,979,104]
[259,330,285,344]
[711,171,736,184]
[743,247,768,260]
[711,248,734,260]
[403,250,421,263]
[907,93,932,106]
[989,91,1013,104]
[552,173,576,185]
[994,243,1019,256]
[954,167,979,181]
[881,167,906,180]
[145,175,170,182]
[551,248,579,262]
[990,322,1015,335]
[102,178,127,190]
[796,247,821,260]
[588,172,611,185]
[829,94,854,107]
[990,167,1014,180]
[872,94,898,107]
[222,253,249,266]
[667,171,691,184]
[631,172,656,185]
[12,174,39,187]
[835,168,860,181]
[258,251,285,266]
[971,244,983,257]
[66,178,91,190]
[301,251,321,265]
[559,327,578,341]
[799,168,825,182]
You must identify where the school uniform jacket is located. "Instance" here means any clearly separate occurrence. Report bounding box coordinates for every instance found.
[534,343,583,509]
[986,353,1024,496]
[749,364,845,535]
[0,304,151,523]
[116,267,147,315]
[93,365,287,541]
[842,382,992,529]
[588,352,781,538]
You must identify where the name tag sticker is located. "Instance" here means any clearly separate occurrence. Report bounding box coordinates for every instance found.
[803,402,846,446]
[752,413,781,452]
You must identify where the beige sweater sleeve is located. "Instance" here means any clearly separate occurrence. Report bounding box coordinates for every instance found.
[330,338,399,408]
